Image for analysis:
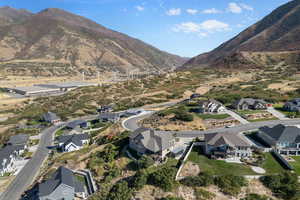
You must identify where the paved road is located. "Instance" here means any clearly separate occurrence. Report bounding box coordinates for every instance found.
[224,109,250,124]
[0,115,98,200]
[122,111,300,138]
[267,107,289,120]
[0,125,61,200]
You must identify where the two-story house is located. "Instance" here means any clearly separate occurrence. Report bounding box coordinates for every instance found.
[34,166,87,200]
[196,99,226,114]
[129,128,177,160]
[232,98,267,111]
[57,134,89,152]
[258,124,300,156]
[283,98,300,112]
[203,132,252,159]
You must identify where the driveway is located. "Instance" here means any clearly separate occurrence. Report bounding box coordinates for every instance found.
[224,109,250,125]
[267,107,289,120]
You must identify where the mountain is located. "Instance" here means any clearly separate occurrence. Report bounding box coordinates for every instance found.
[0,7,185,76]
[184,0,300,69]
[0,6,32,26]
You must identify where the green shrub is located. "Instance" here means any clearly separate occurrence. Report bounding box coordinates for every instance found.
[131,170,148,190]
[148,167,177,191]
[194,188,216,200]
[180,173,214,187]
[260,172,300,200]
[241,193,272,200]
[136,155,154,169]
[107,181,132,200]
[214,175,247,196]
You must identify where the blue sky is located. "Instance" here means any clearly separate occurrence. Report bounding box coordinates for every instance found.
[0,0,292,57]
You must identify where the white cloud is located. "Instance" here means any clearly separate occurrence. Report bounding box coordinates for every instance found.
[240,3,254,11]
[228,2,242,13]
[173,20,230,35]
[202,8,222,14]
[135,6,144,11]
[166,8,181,16]
[186,9,198,15]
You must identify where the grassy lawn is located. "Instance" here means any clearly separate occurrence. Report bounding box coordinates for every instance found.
[188,151,256,175]
[236,110,265,115]
[273,104,300,118]
[196,113,230,120]
[260,153,286,175]
[289,156,300,175]
[248,117,278,122]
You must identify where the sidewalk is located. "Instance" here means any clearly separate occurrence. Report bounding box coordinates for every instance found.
[224,109,250,125]
[267,107,289,120]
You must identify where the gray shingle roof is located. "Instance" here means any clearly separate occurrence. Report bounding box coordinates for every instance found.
[66,120,86,129]
[259,124,300,143]
[233,98,266,108]
[43,111,60,122]
[58,134,89,145]
[38,166,85,197]
[8,134,29,145]
[131,128,175,153]
[205,132,250,147]
[0,145,25,170]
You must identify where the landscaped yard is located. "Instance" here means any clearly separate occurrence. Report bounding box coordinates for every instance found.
[289,156,300,175]
[273,103,300,118]
[188,151,256,176]
[196,113,230,120]
[236,110,277,122]
[260,153,286,175]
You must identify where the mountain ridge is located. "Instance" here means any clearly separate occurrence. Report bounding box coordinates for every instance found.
[183,0,300,69]
[0,7,186,76]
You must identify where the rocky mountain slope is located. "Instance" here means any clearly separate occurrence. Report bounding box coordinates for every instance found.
[184,0,300,69]
[0,7,185,76]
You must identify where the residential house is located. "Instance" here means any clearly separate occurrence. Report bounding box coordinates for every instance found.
[98,113,120,123]
[57,134,89,152]
[283,98,300,112]
[258,124,300,156]
[232,98,267,110]
[7,134,29,147]
[34,166,87,200]
[203,132,252,159]
[97,105,113,113]
[43,112,61,124]
[195,99,226,114]
[129,128,177,159]
[0,145,26,176]
[66,120,90,130]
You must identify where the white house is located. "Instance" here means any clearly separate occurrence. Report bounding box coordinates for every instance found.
[57,134,89,152]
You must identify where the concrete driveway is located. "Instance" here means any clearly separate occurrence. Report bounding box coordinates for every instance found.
[267,107,289,120]
[224,109,250,124]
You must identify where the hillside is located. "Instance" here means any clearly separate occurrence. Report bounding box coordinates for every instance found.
[184,0,300,69]
[0,7,185,76]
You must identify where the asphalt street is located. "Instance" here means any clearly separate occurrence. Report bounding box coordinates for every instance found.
[0,115,98,200]
[0,125,60,200]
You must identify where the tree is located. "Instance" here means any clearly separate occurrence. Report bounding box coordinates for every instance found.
[137,155,154,169]
[148,167,177,191]
[260,172,300,200]
[180,172,214,187]
[107,181,132,200]
[132,170,148,190]
[214,175,247,196]
[98,144,118,162]
[174,110,194,122]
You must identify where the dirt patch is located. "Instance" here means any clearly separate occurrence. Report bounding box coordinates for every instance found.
[268,82,298,92]
[142,114,206,131]
[179,161,200,178]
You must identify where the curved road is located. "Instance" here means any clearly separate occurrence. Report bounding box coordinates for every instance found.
[122,111,300,138]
